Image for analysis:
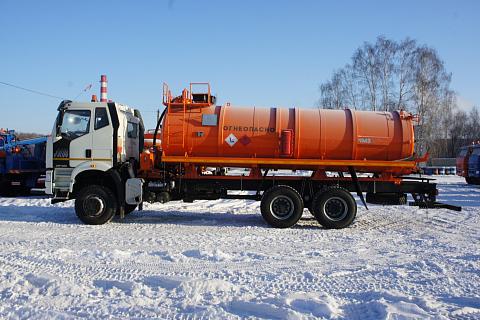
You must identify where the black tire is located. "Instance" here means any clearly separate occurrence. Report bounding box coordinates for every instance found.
[75,185,117,225]
[16,186,31,196]
[465,177,479,185]
[0,180,10,196]
[260,185,304,228]
[312,187,357,229]
[0,184,29,197]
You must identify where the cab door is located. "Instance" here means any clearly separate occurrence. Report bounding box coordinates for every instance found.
[125,120,140,161]
[90,107,113,165]
[53,108,92,168]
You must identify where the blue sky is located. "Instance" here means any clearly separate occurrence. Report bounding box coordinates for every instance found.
[0,0,479,133]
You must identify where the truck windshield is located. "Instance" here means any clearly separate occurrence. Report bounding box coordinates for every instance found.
[60,110,91,140]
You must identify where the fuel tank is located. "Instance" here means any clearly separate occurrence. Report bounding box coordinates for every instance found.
[161,105,414,161]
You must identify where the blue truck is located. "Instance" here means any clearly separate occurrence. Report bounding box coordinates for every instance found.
[466,145,480,184]
[456,143,480,184]
[0,129,47,195]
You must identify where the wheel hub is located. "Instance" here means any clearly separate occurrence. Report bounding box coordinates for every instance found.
[270,195,294,220]
[84,196,105,217]
[323,197,348,221]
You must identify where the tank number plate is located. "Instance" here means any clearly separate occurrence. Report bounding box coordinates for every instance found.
[358,137,372,144]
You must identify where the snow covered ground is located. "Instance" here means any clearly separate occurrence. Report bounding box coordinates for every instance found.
[0,175,478,319]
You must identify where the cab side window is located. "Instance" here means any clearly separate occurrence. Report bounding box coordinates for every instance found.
[95,108,109,130]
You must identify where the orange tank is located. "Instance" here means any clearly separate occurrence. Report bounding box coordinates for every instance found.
[161,103,414,162]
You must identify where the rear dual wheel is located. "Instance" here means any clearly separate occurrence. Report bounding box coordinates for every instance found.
[260,185,356,229]
[260,185,304,228]
[311,187,357,229]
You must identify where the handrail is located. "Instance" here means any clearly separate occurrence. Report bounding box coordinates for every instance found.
[189,82,211,102]
[163,82,212,108]
[162,83,172,106]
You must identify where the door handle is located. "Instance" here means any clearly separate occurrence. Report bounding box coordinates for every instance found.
[85,149,92,158]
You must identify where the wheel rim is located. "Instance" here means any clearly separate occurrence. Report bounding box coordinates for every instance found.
[323,196,348,221]
[83,196,105,217]
[270,195,295,220]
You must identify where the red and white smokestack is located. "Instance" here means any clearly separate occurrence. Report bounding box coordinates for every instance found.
[100,75,108,102]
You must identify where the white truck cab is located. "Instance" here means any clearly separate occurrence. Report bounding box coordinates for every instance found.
[45,100,144,224]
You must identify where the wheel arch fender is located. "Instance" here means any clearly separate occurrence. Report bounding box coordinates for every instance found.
[72,168,125,206]
[70,161,112,192]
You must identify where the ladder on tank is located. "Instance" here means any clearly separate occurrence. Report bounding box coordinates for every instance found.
[162,83,213,150]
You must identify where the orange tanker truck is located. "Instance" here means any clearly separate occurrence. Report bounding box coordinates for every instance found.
[137,83,460,228]
[46,79,460,228]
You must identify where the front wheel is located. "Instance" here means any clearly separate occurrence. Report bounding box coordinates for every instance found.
[312,187,357,229]
[75,185,117,225]
[260,185,304,228]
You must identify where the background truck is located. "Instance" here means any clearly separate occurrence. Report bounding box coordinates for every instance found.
[0,129,47,195]
[45,77,460,228]
[456,143,480,184]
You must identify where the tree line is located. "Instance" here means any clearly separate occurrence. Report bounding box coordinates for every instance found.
[319,36,479,158]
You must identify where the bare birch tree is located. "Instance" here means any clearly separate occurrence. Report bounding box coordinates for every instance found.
[319,36,461,157]
[395,38,417,109]
[353,42,380,111]
[375,36,397,111]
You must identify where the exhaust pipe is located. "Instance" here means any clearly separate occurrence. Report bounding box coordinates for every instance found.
[100,75,107,102]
